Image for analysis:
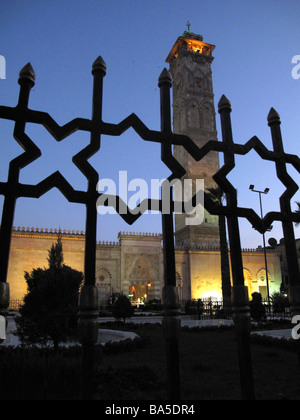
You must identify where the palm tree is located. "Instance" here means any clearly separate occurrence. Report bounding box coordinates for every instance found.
[207,187,232,312]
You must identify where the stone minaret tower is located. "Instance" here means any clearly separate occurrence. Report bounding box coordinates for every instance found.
[166,29,220,248]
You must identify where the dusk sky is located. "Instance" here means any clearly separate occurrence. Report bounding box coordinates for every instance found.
[0,0,299,249]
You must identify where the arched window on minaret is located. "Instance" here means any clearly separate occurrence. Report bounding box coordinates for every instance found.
[187,100,200,128]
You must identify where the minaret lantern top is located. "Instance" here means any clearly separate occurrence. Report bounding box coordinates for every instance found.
[166,30,215,63]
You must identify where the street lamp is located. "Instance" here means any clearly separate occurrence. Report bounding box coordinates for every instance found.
[249,185,271,308]
[147,283,151,301]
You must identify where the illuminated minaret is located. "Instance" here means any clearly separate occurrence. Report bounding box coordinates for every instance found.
[166,28,220,248]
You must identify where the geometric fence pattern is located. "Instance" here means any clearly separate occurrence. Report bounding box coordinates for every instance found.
[0,58,299,400]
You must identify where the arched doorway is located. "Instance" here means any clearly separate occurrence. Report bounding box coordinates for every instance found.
[128,257,154,303]
[257,268,271,300]
[129,284,147,302]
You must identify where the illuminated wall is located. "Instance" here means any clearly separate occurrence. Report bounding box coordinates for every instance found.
[8,228,85,302]
[180,248,282,301]
[7,228,283,306]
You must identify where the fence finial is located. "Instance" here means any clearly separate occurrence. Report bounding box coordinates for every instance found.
[158,68,172,87]
[267,107,281,126]
[18,63,35,86]
[218,95,231,113]
[92,56,106,76]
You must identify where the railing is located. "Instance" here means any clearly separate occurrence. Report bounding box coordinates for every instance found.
[8,299,24,311]
[184,299,225,319]
[184,298,292,321]
[262,298,291,320]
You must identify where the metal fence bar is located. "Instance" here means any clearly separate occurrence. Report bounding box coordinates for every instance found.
[267,110,300,317]
[0,65,37,315]
[159,68,181,401]
[218,95,255,400]
[77,57,106,400]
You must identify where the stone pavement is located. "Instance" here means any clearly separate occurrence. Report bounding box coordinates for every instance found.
[252,329,293,340]
[0,318,139,347]
[99,315,234,328]
[1,315,294,347]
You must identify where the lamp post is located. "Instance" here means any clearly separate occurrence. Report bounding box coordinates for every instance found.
[249,185,271,308]
[147,283,151,301]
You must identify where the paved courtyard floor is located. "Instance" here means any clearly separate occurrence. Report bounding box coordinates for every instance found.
[252,329,293,340]
[1,318,139,347]
[1,315,294,347]
[99,315,234,328]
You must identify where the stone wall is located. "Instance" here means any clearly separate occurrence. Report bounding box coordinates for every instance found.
[8,227,85,302]
[7,228,283,306]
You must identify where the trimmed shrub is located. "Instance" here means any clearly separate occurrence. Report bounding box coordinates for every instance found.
[112,295,135,323]
[250,292,266,324]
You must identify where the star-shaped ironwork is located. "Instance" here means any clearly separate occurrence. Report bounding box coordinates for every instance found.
[0,63,189,226]
[0,61,299,231]
[1,55,300,403]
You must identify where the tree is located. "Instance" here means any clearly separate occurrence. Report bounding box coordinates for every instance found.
[207,187,231,312]
[112,295,135,324]
[249,292,266,325]
[47,233,64,270]
[270,292,290,313]
[15,235,83,351]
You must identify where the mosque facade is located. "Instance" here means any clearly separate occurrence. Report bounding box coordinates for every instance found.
[8,227,282,307]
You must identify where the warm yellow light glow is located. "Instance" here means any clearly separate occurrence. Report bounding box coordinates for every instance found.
[166,36,215,63]
[200,290,222,301]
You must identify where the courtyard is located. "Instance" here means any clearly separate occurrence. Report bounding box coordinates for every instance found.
[0,319,299,400]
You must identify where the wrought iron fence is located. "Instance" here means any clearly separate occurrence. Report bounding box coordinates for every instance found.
[262,298,291,320]
[0,58,299,401]
[183,299,224,319]
[8,299,23,311]
[184,298,292,321]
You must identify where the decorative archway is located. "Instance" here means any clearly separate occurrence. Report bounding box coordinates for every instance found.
[256,268,271,299]
[128,257,155,302]
[187,100,201,128]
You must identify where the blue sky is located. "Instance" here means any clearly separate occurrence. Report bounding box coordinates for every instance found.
[0,0,299,248]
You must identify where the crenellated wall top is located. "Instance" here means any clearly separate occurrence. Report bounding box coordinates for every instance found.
[97,240,120,247]
[118,231,162,239]
[12,226,85,236]
[175,244,279,254]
